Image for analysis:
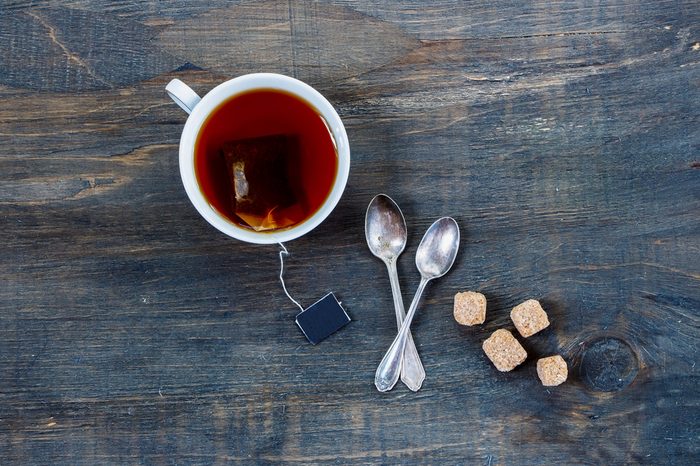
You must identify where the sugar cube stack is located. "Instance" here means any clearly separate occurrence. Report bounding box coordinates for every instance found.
[454,291,566,387]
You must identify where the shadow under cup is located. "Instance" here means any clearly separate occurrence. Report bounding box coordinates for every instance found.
[193,88,338,234]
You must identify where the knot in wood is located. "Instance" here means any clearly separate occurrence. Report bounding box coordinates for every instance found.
[580,337,639,392]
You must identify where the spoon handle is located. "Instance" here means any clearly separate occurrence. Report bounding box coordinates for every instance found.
[387,262,425,392]
[375,278,429,392]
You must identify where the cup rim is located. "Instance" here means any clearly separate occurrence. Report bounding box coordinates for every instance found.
[178,73,350,244]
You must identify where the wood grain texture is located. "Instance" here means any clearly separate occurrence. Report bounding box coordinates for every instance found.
[0,8,179,91]
[1,0,699,464]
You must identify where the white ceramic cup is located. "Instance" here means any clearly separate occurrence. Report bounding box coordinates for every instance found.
[165,73,350,244]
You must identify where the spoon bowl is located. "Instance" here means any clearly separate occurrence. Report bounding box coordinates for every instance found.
[365,195,407,262]
[415,217,460,279]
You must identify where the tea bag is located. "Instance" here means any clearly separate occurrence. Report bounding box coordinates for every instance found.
[295,292,350,344]
[278,244,350,344]
[222,135,302,231]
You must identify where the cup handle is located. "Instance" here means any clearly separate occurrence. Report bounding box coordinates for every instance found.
[165,78,202,115]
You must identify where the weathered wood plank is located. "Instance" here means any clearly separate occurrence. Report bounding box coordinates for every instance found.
[0,0,698,464]
[0,8,180,91]
[156,1,419,84]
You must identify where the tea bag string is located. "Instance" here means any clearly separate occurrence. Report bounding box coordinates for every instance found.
[278,243,304,312]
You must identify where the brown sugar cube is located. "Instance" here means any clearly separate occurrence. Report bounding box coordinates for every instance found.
[510,299,550,338]
[537,355,568,386]
[453,291,487,326]
[482,329,527,372]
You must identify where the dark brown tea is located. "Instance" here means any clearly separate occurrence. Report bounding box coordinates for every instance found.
[194,89,338,232]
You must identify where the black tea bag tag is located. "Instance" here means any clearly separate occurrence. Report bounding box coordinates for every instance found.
[295,293,351,345]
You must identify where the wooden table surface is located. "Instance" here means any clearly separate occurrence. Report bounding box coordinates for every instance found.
[1,1,699,464]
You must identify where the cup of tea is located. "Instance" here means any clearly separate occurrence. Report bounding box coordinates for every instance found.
[166,73,350,244]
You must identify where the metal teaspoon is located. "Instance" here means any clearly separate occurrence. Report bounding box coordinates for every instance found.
[374,217,460,392]
[365,194,426,391]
